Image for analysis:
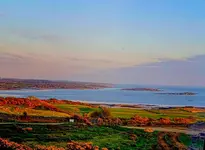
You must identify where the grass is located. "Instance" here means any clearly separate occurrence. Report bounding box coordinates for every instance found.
[0,106,70,117]
[0,124,159,150]
[179,133,204,148]
[54,104,97,115]
[110,108,164,119]
[0,123,203,149]
[164,134,172,147]
[0,103,204,149]
[1,103,204,122]
[55,104,164,119]
[178,133,192,147]
[54,104,204,121]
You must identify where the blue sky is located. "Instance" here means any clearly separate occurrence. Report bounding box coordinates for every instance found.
[0,0,205,85]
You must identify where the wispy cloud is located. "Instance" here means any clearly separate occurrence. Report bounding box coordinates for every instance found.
[0,52,24,60]
[0,51,89,79]
[70,54,205,86]
[23,34,63,42]
[0,51,29,64]
[66,56,128,65]
[10,29,63,43]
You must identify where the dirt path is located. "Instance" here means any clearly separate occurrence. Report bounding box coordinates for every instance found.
[169,133,187,150]
[0,122,200,135]
[123,126,200,135]
[158,132,171,150]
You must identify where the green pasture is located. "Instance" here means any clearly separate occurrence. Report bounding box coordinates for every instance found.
[54,104,204,121]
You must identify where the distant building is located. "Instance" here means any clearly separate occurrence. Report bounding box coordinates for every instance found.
[69,119,75,123]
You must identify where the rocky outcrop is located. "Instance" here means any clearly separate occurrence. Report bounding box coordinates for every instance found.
[122,88,161,92]
[157,92,196,96]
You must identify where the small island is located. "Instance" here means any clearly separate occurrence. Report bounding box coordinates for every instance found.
[122,88,161,92]
[157,92,196,96]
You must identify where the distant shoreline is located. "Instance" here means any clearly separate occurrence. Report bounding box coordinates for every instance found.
[0,78,112,90]
[0,94,204,108]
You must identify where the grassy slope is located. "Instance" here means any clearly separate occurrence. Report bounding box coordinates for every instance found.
[54,104,98,115]
[1,103,204,121]
[0,124,158,150]
[0,124,200,150]
[54,104,204,120]
[0,103,204,149]
[0,106,70,117]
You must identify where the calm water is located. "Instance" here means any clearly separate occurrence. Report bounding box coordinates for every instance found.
[0,85,204,107]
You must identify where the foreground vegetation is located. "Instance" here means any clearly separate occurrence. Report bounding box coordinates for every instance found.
[0,96,204,149]
[0,123,202,150]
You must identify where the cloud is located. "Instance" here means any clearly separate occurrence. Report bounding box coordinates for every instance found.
[10,30,63,43]
[0,51,31,64]
[0,50,94,79]
[70,54,205,86]
[25,34,63,42]
[66,56,129,65]
[0,52,24,60]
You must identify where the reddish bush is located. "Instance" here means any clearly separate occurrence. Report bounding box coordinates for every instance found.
[67,141,97,150]
[67,141,107,150]
[97,118,103,126]
[173,118,193,125]
[128,115,149,126]
[0,97,60,112]
[35,145,65,150]
[73,114,92,126]
[22,127,33,132]
[0,138,32,150]
[159,118,171,125]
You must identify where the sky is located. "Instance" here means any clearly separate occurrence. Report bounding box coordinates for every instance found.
[0,0,205,86]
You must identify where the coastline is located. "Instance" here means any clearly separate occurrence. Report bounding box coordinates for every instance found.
[69,100,205,109]
[0,93,204,108]
[0,86,204,108]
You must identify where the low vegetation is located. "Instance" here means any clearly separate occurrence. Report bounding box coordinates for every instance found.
[0,96,204,149]
[0,124,199,150]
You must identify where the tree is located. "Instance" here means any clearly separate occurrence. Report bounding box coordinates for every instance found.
[23,111,28,118]
[89,107,111,118]
[22,111,29,120]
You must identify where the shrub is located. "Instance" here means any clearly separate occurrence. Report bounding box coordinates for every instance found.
[35,145,65,150]
[100,107,111,118]
[90,107,111,118]
[159,118,171,125]
[0,138,32,150]
[67,141,107,150]
[128,115,149,126]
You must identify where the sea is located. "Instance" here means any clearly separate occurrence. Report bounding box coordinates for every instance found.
[0,84,204,107]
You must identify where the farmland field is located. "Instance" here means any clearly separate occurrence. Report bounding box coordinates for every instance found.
[54,104,205,121]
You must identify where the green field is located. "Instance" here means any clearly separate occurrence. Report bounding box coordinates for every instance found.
[54,104,205,120]
[54,104,98,114]
[0,123,198,150]
[0,103,204,149]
